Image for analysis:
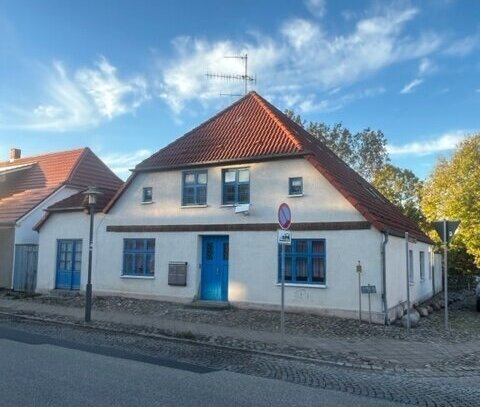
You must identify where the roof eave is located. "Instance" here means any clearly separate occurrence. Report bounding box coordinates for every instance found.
[135,152,307,173]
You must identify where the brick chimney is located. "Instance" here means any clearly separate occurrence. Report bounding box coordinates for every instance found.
[9,148,21,162]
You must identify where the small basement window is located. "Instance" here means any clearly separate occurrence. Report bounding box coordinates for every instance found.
[142,187,153,203]
[289,177,303,196]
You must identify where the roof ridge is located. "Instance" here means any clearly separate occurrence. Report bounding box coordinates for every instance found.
[251,92,304,152]
[66,147,88,184]
[135,92,256,170]
[0,147,85,165]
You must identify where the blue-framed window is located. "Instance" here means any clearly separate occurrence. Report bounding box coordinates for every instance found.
[222,168,250,205]
[182,170,207,206]
[278,239,326,285]
[123,239,155,276]
[289,177,303,195]
[142,187,153,203]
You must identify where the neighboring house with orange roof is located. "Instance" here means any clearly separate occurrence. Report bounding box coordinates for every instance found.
[35,92,436,323]
[0,147,122,290]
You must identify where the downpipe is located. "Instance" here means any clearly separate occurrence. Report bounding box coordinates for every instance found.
[381,231,389,325]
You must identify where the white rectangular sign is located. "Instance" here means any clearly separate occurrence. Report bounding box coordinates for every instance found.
[278,229,292,245]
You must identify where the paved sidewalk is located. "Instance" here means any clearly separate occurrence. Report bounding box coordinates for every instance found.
[1,295,479,374]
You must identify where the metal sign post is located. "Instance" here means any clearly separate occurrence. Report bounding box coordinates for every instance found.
[356,261,362,325]
[442,220,448,330]
[405,232,411,334]
[433,219,460,331]
[278,203,292,347]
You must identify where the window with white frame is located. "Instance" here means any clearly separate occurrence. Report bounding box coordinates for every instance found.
[278,239,326,285]
[409,249,414,283]
[419,251,425,281]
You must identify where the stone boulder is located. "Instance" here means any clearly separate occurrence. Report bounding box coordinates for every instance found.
[402,309,420,328]
[426,305,434,314]
[431,302,441,311]
[417,307,429,317]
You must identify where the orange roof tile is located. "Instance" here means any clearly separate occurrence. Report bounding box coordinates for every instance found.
[0,147,122,225]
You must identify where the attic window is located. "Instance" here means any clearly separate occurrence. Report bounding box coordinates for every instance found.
[142,187,153,203]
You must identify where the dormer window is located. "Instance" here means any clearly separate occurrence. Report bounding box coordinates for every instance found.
[142,187,153,203]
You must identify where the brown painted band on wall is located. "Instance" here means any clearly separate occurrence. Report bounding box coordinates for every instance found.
[106,221,371,233]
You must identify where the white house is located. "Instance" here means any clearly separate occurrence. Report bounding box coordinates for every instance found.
[35,92,435,323]
[0,148,122,291]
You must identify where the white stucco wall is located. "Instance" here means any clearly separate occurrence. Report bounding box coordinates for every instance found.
[38,212,385,319]
[15,186,81,245]
[36,211,98,291]
[107,158,366,225]
[385,235,433,319]
[36,157,432,323]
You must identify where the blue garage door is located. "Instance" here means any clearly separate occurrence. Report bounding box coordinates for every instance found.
[56,240,82,290]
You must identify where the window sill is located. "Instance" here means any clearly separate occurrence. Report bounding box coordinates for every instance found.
[220,204,235,207]
[121,275,155,280]
[287,194,304,198]
[141,201,154,205]
[180,205,208,209]
[275,283,327,289]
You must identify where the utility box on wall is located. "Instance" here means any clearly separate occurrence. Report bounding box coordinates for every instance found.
[168,262,187,286]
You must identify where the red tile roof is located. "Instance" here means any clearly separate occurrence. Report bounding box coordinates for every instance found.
[33,187,118,231]
[0,148,122,226]
[107,92,430,243]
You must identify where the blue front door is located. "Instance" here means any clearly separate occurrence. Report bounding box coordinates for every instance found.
[201,236,229,301]
[56,239,82,290]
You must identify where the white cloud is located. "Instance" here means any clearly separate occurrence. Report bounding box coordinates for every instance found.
[0,57,149,131]
[443,34,479,57]
[158,5,442,114]
[100,149,152,178]
[400,78,423,94]
[388,130,469,156]
[304,0,326,18]
[418,58,434,75]
[76,57,149,119]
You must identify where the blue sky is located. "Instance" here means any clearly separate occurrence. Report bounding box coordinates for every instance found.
[0,0,479,179]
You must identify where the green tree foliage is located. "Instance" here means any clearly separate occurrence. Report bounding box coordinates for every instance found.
[284,110,389,180]
[372,164,426,227]
[422,134,480,268]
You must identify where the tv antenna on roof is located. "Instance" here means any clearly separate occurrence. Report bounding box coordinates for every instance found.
[205,53,256,97]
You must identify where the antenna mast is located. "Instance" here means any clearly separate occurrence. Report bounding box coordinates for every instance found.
[205,53,256,96]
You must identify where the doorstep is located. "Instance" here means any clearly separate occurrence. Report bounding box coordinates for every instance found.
[185,300,231,310]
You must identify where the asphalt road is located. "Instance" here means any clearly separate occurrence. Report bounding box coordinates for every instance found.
[0,322,402,407]
[1,316,479,406]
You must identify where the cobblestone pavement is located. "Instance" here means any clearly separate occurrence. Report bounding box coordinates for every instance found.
[1,290,479,375]
[10,289,480,343]
[1,314,479,407]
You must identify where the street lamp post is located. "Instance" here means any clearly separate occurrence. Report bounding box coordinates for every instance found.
[83,186,102,322]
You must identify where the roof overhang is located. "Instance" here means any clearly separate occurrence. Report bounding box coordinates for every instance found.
[0,162,35,176]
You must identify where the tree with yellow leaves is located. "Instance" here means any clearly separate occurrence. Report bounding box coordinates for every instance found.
[422,134,480,269]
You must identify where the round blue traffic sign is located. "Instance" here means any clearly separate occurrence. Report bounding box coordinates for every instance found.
[278,203,292,230]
